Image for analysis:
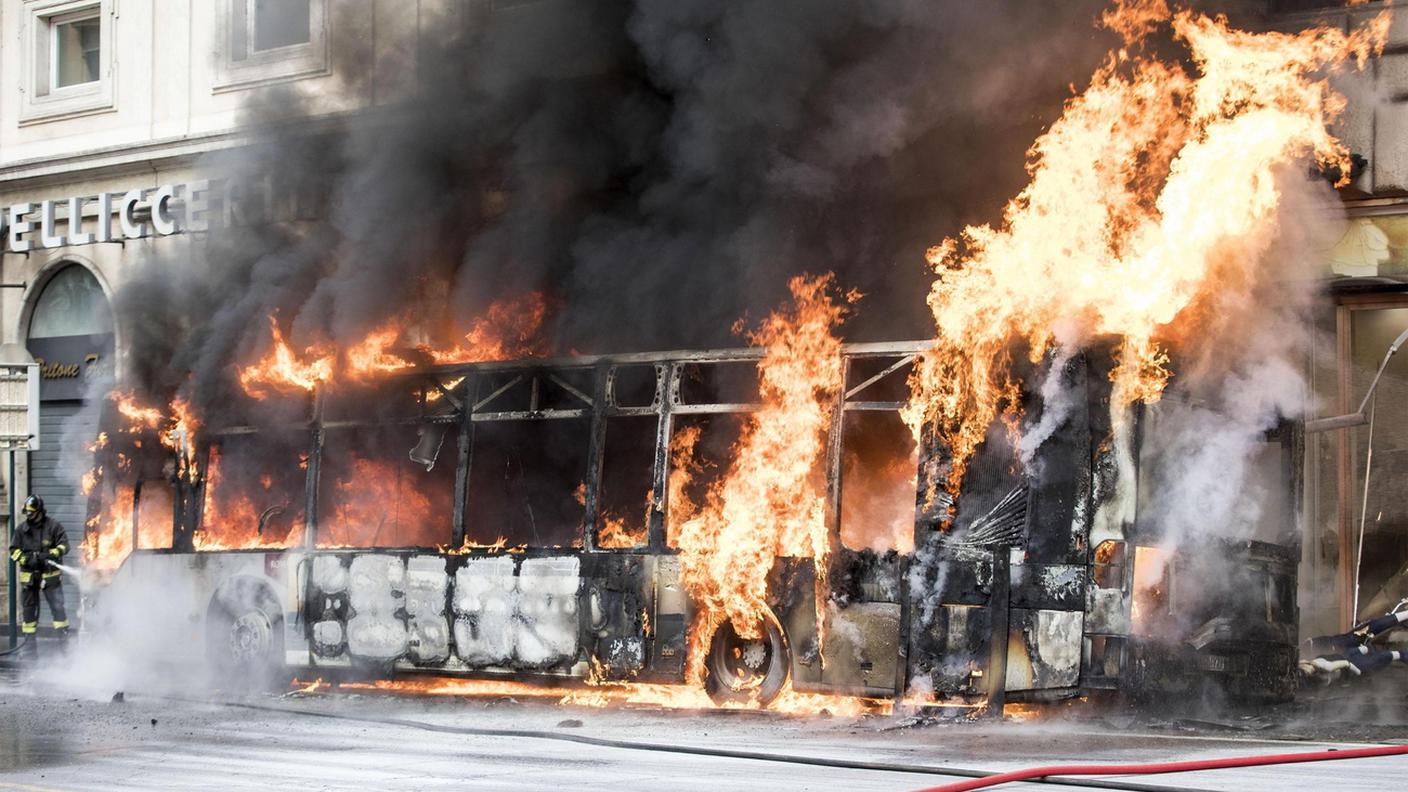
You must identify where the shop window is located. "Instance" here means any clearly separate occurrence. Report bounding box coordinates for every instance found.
[21,1,115,124]
[216,0,328,92]
[1344,306,1408,620]
[28,264,113,339]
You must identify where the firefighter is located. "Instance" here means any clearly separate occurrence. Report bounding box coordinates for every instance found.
[8,495,69,652]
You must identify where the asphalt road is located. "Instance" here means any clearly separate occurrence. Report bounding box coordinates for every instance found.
[2,662,1407,791]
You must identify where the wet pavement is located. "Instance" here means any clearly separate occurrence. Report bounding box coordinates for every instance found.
[2,655,1407,791]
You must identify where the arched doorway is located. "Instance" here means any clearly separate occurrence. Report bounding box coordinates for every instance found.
[24,263,114,605]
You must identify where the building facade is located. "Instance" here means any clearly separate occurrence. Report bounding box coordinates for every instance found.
[0,0,467,625]
[1268,2,1408,638]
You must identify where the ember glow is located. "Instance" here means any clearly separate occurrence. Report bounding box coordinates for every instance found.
[319,677,889,718]
[673,274,849,680]
[903,1,1389,498]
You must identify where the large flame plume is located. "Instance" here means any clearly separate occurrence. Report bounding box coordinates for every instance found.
[903,1,1389,498]
[673,274,850,681]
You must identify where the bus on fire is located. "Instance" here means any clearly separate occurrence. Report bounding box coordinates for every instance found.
[80,341,1299,708]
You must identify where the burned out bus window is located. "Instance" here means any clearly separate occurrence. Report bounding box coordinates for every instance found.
[609,364,660,409]
[665,414,747,547]
[135,480,174,549]
[318,425,457,549]
[838,353,917,552]
[677,361,760,405]
[472,368,595,415]
[844,355,913,404]
[596,416,656,549]
[321,379,424,424]
[465,419,589,548]
[839,411,917,553]
[200,435,307,550]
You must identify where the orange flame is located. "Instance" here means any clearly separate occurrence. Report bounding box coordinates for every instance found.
[674,274,848,681]
[904,5,1389,497]
[317,677,889,717]
[318,456,448,548]
[238,293,547,397]
[195,444,304,551]
[421,292,549,365]
[345,323,418,378]
[239,315,334,396]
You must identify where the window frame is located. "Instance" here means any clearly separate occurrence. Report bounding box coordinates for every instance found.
[214,0,329,93]
[20,0,115,126]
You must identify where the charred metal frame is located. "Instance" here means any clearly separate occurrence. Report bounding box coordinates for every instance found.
[124,340,1301,703]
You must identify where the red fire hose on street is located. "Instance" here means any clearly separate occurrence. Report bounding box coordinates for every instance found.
[912,743,1408,792]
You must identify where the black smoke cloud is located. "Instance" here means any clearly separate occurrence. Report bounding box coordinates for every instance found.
[115,0,1142,417]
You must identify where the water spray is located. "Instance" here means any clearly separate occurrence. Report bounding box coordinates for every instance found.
[46,560,81,579]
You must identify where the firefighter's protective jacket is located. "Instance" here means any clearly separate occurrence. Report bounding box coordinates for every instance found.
[8,516,69,571]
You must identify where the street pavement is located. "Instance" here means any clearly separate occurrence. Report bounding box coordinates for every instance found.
[1,661,1407,791]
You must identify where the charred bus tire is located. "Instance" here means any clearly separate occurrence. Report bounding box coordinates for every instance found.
[703,611,789,706]
[205,577,285,687]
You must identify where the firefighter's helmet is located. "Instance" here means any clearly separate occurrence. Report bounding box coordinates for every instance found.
[22,495,43,519]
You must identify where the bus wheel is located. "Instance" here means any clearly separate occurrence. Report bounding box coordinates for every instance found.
[704,610,789,707]
[206,578,284,687]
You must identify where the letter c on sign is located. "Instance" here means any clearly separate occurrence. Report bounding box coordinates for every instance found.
[152,184,178,235]
[120,189,147,239]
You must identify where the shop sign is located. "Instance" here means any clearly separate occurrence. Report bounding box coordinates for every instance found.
[25,334,114,401]
[0,176,312,253]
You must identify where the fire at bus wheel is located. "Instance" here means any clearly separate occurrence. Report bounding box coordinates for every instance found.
[703,610,790,706]
[205,577,286,687]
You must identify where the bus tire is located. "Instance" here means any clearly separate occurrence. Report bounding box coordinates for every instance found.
[205,577,285,688]
[703,609,789,707]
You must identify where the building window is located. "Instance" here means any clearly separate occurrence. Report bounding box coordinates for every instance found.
[252,0,311,52]
[216,0,327,92]
[20,1,115,125]
[28,264,113,340]
[52,10,101,88]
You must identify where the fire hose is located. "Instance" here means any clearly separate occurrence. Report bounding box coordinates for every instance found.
[909,743,1408,792]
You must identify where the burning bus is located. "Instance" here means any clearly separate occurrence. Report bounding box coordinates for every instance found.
[78,317,1300,709]
[67,2,1380,713]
